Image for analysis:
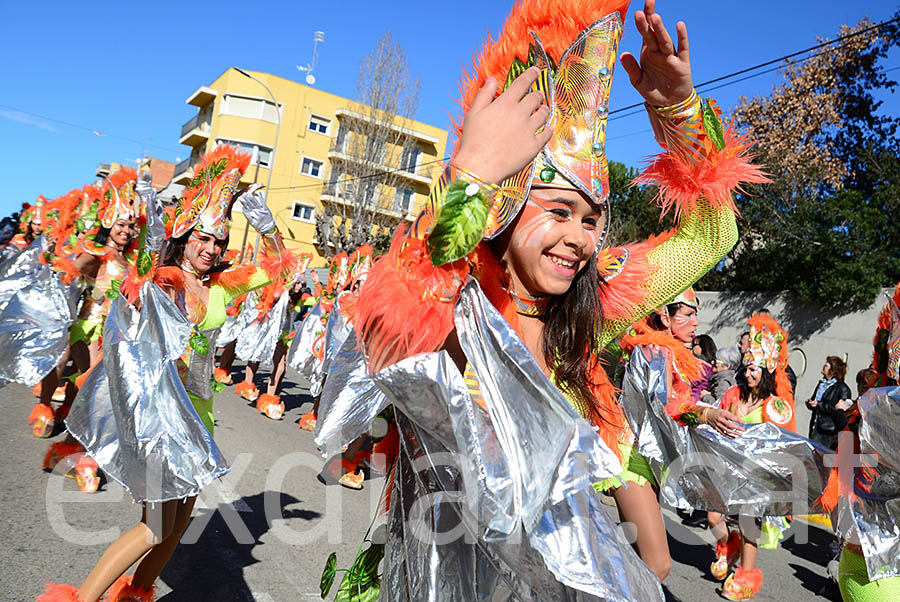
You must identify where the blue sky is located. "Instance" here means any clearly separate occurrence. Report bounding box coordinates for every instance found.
[1,1,897,216]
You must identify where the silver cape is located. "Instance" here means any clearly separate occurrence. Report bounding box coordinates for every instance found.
[829,386,900,581]
[235,291,291,368]
[216,294,257,347]
[315,279,664,601]
[0,263,81,388]
[0,236,46,311]
[620,347,831,516]
[286,300,325,379]
[66,282,229,503]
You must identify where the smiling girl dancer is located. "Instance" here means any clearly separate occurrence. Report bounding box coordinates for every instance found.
[315,0,768,597]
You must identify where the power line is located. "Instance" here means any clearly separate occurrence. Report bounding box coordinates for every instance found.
[608,15,900,118]
[0,103,183,155]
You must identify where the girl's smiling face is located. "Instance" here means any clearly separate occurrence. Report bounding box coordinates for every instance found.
[184,230,227,273]
[501,187,605,297]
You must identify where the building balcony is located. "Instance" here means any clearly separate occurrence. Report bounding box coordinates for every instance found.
[326,149,433,187]
[319,192,414,222]
[172,157,192,185]
[186,86,217,107]
[333,108,440,146]
[179,114,211,147]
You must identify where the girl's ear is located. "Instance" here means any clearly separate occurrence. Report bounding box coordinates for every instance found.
[659,311,671,330]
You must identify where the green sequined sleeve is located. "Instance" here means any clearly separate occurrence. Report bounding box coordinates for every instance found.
[599,198,738,348]
[223,268,270,306]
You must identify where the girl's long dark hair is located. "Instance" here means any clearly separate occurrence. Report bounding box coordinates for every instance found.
[542,258,605,417]
[94,226,112,247]
[737,364,776,401]
[693,334,717,364]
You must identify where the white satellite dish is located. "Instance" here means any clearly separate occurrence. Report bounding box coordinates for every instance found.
[306,73,316,86]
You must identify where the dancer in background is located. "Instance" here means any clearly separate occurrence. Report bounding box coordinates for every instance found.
[37,145,297,602]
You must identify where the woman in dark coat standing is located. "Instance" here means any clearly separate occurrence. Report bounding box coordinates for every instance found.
[806,356,852,449]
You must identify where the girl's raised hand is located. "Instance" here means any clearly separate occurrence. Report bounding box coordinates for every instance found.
[454,66,552,185]
[620,0,693,107]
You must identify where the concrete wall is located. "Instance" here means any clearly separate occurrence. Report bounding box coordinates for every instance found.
[694,288,892,435]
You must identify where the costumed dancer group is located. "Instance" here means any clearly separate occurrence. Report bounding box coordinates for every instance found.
[0,1,896,601]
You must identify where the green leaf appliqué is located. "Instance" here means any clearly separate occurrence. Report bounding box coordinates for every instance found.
[702,98,726,152]
[426,179,490,267]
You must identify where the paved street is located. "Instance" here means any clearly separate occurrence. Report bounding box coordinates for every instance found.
[1,363,843,602]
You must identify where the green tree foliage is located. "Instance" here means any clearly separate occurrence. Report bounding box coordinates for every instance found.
[698,14,900,309]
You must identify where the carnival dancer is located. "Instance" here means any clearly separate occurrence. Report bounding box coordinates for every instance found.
[311,1,767,599]
[292,252,350,431]
[32,171,139,442]
[36,145,297,602]
[313,245,376,489]
[233,250,313,419]
[597,288,705,579]
[664,313,795,600]
[38,172,141,493]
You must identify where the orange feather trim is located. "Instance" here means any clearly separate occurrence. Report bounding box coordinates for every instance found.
[260,247,300,285]
[599,230,675,325]
[51,256,81,285]
[356,228,467,373]
[35,583,81,601]
[211,264,263,296]
[623,326,702,384]
[107,573,154,602]
[635,129,770,221]
[585,354,626,458]
[154,266,185,292]
[253,282,280,321]
[226,292,249,317]
[452,0,631,150]
[42,441,84,470]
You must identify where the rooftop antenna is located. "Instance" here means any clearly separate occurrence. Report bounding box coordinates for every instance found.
[296,30,325,86]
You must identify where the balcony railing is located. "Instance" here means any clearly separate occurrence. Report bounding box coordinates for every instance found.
[173,157,191,178]
[180,114,211,138]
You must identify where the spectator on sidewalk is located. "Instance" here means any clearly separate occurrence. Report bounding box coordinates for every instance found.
[701,346,741,405]
[807,356,851,449]
[691,334,717,401]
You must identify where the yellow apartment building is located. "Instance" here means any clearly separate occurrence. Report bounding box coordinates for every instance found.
[173,68,449,266]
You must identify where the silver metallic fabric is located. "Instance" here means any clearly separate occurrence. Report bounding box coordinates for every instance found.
[621,346,831,517]
[0,237,45,311]
[319,295,352,377]
[286,301,324,376]
[318,279,663,601]
[235,292,290,368]
[0,265,81,388]
[217,296,257,347]
[830,386,900,581]
[313,328,387,456]
[66,283,229,503]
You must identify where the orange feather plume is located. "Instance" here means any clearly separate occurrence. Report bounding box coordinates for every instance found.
[180,145,252,209]
[452,0,630,149]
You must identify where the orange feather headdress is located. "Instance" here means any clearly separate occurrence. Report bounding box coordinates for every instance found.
[171,145,252,240]
[420,0,631,245]
[99,167,138,229]
[746,314,793,403]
